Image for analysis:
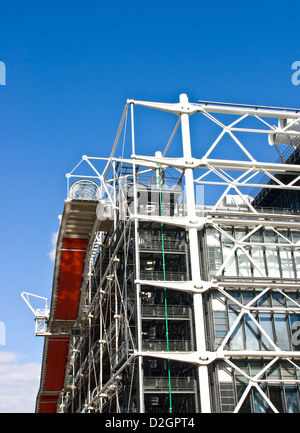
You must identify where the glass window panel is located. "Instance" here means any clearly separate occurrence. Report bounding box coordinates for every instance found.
[221,230,234,244]
[291,232,300,245]
[285,387,300,413]
[228,310,244,350]
[264,230,276,244]
[249,231,266,276]
[234,360,248,375]
[294,253,300,278]
[251,246,266,277]
[212,293,226,311]
[237,387,251,413]
[269,386,284,413]
[244,315,260,350]
[206,229,220,246]
[249,362,264,378]
[265,364,280,380]
[289,314,300,327]
[250,231,262,243]
[257,292,270,307]
[242,292,254,305]
[291,232,300,278]
[264,231,280,276]
[259,313,274,350]
[227,291,241,312]
[213,310,228,348]
[286,293,299,307]
[208,247,222,276]
[279,249,295,278]
[253,387,269,413]
[236,249,251,277]
[222,246,237,276]
[265,247,280,277]
[277,230,289,242]
[272,293,286,307]
[234,229,246,240]
[274,314,290,350]
[280,362,295,380]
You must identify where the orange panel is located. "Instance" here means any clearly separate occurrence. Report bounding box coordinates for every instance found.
[55,238,88,320]
[62,238,88,250]
[39,395,59,413]
[44,338,70,392]
[38,238,88,412]
[39,403,58,413]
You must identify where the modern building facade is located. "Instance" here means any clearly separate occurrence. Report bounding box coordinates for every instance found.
[33,95,300,413]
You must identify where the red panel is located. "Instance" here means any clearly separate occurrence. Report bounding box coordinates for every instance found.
[38,238,88,412]
[62,238,88,250]
[55,238,88,320]
[39,395,59,413]
[44,338,69,392]
[39,402,58,413]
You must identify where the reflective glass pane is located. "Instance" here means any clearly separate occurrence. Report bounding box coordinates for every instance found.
[279,250,295,278]
[228,310,244,350]
[223,247,237,276]
[236,249,251,277]
[265,248,280,277]
[250,231,266,277]
[250,247,266,277]
[269,387,284,413]
[285,387,300,413]
[274,314,290,350]
[291,231,300,277]
[253,388,269,413]
[259,313,274,350]
[244,315,259,350]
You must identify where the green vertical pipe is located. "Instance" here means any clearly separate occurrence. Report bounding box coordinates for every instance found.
[158,165,172,413]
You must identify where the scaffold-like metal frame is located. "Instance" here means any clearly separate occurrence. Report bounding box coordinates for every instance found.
[55,94,300,413]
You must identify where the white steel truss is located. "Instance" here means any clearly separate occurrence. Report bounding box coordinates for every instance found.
[57,94,300,413]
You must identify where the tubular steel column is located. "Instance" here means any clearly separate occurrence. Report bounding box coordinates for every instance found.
[179,93,211,413]
[130,102,145,413]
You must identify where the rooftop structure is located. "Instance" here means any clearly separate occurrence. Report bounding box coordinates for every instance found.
[27,94,300,413]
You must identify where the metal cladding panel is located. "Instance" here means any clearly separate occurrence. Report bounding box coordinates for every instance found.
[36,199,97,413]
[44,338,70,393]
[39,395,60,413]
[55,238,88,320]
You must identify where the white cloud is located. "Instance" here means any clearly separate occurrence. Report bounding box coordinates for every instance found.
[0,351,41,413]
[48,231,58,261]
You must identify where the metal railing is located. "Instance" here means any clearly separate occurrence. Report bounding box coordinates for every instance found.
[141,304,190,318]
[144,376,195,391]
[139,236,186,252]
[140,270,187,281]
[143,339,192,351]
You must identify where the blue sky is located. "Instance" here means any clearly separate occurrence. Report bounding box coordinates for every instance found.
[0,0,300,412]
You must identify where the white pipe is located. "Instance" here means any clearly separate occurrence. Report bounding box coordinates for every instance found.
[130,102,144,413]
[180,93,212,413]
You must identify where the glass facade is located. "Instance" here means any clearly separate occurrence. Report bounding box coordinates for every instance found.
[203,223,300,413]
[214,360,300,413]
[205,226,300,279]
